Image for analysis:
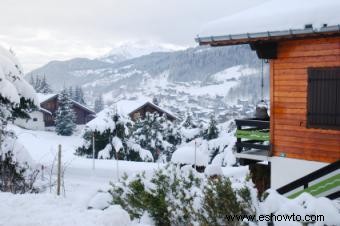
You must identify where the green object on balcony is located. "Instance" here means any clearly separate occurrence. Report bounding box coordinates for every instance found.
[236,129,270,141]
[288,173,340,199]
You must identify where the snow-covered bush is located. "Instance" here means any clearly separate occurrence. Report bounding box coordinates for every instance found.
[109,164,257,226]
[0,46,39,193]
[197,177,256,226]
[171,121,236,170]
[0,149,39,194]
[76,107,152,161]
[131,112,181,161]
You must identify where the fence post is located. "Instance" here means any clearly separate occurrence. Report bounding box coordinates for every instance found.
[57,144,61,196]
[92,133,95,170]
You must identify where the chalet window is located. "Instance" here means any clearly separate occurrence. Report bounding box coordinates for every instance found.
[133,112,140,120]
[33,118,38,122]
[307,67,340,130]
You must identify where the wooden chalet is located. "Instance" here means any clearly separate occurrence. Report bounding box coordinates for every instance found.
[38,94,95,127]
[128,101,177,122]
[196,0,340,199]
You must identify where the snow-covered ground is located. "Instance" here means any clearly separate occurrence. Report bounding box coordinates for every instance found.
[2,125,339,226]
[1,125,161,226]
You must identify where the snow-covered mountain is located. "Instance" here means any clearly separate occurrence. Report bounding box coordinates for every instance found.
[99,40,185,64]
[26,44,269,122]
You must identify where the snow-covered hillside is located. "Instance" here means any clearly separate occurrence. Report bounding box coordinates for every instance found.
[26,44,269,122]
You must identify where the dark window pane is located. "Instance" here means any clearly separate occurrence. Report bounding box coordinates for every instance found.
[307,67,340,130]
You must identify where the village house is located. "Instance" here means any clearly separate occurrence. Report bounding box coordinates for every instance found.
[128,100,177,122]
[14,107,52,131]
[196,0,339,199]
[38,93,95,127]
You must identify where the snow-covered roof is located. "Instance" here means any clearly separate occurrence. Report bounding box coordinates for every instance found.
[86,99,152,132]
[37,93,56,103]
[71,99,96,114]
[116,99,149,116]
[37,93,95,114]
[197,0,340,45]
[39,107,52,115]
[129,101,178,120]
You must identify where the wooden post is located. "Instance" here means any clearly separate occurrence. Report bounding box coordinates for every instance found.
[92,133,95,170]
[116,151,119,182]
[57,144,61,196]
[194,139,197,170]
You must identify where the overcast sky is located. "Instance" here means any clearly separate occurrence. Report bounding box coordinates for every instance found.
[0,0,267,72]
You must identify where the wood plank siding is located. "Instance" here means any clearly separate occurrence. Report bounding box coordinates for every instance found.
[270,37,340,163]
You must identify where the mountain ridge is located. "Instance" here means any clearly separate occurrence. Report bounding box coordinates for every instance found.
[26,44,269,121]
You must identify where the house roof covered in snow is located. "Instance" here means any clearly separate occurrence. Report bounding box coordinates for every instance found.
[39,107,52,115]
[196,0,340,46]
[37,93,95,114]
[128,101,178,121]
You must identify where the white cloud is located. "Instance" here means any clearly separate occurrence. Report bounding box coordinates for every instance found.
[0,0,268,72]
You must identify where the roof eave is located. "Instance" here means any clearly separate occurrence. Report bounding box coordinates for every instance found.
[196,25,340,46]
[128,101,178,120]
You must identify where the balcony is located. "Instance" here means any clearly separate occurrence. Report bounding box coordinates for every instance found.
[235,118,270,163]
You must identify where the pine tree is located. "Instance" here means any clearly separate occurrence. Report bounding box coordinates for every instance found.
[55,89,76,136]
[29,75,35,88]
[205,114,219,140]
[68,86,74,100]
[0,47,39,193]
[94,95,104,113]
[152,96,159,105]
[74,86,85,105]
[28,74,52,94]
[29,75,41,92]
[39,75,53,94]
[131,112,181,161]
[182,111,196,128]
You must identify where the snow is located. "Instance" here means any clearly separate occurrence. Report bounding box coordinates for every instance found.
[171,144,209,166]
[0,136,35,167]
[260,190,340,226]
[0,46,38,104]
[87,99,150,132]
[102,40,185,60]
[2,124,339,225]
[213,65,257,82]
[204,164,223,177]
[181,127,200,141]
[126,140,154,162]
[86,106,117,132]
[199,0,340,38]
[0,193,131,226]
[126,100,177,120]
[36,93,57,103]
[1,125,161,225]
[221,166,249,179]
[115,99,150,116]
[88,192,112,210]
[98,144,112,159]
[112,137,123,152]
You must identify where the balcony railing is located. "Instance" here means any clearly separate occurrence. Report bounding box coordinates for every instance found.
[277,160,340,200]
[235,118,270,153]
